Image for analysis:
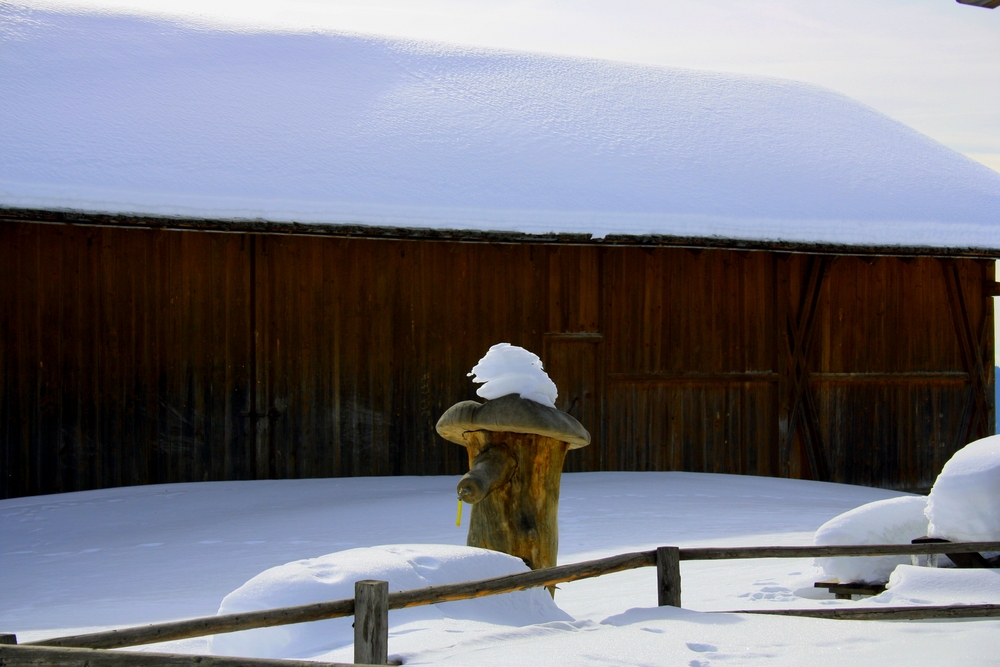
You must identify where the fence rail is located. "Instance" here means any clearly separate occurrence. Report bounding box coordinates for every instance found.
[7,540,999,666]
[721,603,1000,621]
[678,541,1000,560]
[0,644,379,667]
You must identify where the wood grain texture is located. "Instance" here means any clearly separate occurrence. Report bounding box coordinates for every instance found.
[0,644,370,667]
[656,546,681,607]
[1,220,994,498]
[461,432,570,572]
[29,598,356,650]
[723,604,1000,620]
[678,541,1000,560]
[354,581,388,666]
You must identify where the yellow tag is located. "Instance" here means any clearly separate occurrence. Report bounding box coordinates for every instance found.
[456,498,463,527]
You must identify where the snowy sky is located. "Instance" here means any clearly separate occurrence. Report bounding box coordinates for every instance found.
[21,0,1000,175]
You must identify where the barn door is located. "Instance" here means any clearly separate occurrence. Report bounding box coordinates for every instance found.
[544,246,604,471]
[777,254,830,481]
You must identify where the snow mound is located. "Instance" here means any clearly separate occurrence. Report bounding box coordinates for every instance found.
[926,435,1000,542]
[468,343,558,408]
[209,544,569,659]
[867,565,1000,606]
[813,496,928,584]
[3,6,1000,247]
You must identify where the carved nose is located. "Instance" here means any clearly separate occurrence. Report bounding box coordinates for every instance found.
[457,473,487,504]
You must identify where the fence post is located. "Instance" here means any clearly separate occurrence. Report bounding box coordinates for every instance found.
[354,580,388,665]
[656,546,681,607]
[0,634,16,645]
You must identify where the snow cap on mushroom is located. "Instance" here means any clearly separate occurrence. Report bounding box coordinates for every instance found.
[468,343,558,408]
[438,344,589,449]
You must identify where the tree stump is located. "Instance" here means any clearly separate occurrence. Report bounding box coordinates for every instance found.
[437,394,590,575]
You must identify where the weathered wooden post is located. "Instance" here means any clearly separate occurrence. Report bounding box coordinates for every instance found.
[436,393,590,573]
[656,546,682,607]
[354,580,388,665]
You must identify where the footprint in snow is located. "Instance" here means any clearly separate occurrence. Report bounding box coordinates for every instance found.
[686,642,717,652]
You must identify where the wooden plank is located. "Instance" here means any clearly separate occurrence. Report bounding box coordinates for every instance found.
[809,372,969,384]
[0,644,371,667]
[813,580,886,599]
[912,536,993,568]
[678,541,1000,560]
[940,258,991,447]
[0,224,11,499]
[656,546,681,607]
[354,581,388,666]
[1,221,991,497]
[387,550,657,609]
[724,604,1000,621]
[608,372,778,384]
[810,255,972,489]
[544,335,603,472]
[782,256,830,481]
[776,254,794,478]
[30,598,357,650]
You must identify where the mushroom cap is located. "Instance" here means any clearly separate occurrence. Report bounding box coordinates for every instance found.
[436,393,591,449]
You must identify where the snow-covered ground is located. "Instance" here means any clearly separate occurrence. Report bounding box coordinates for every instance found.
[3,471,998,665]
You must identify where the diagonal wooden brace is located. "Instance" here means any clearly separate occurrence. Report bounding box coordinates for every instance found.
[940,259,992,447]
[781,256,831,481]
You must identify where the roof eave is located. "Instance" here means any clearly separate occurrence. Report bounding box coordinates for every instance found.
[3,206,998,260]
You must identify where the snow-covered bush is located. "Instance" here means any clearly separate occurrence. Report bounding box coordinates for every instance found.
[210,544,569,659]
[813,496,928,583]
[468,343,558,408]
[926,434,1000,542]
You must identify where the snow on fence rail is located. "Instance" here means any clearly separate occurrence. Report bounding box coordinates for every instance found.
[3,541,999,666]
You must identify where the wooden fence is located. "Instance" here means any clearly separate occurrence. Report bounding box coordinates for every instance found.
[2,541,998,666]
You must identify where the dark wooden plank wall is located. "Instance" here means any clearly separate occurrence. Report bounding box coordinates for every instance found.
[250,234,550,481]
[1,223,254,498]
[810,255,994,489]
[600,249,778,477]
[1,221,994,498]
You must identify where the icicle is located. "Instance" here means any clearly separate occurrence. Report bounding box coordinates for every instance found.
[456,498,463,527]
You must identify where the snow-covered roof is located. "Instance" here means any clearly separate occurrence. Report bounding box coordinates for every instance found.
[3,6,1000,251]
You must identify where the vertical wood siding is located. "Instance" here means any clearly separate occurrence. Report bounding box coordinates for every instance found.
[1,221,994,498]
[1,223,253,498]
[810,255,994,489]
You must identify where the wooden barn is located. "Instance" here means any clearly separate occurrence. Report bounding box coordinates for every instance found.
[3,209,996,499]
[2,9,999,499]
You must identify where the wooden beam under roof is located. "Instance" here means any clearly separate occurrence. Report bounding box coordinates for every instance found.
[957,0,1000,8]
[3,206,1000,260]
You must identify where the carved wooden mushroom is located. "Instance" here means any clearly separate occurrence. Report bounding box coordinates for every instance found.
[436,393,590,572]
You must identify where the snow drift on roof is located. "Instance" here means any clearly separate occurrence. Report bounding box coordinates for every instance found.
[2,5,999,248]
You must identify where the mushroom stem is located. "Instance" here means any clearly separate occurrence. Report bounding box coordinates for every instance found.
[436,393,590,578]
[457,444,516,505]
[464,432,569,571]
